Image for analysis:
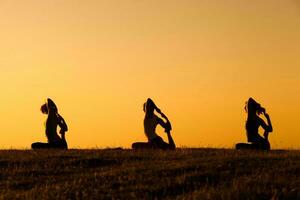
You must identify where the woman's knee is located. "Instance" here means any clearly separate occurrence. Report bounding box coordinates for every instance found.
[132,142,152,149]
[31,142,48,149]
[131,143,138,149]
[31,143,38,149]
[132,142,144,149]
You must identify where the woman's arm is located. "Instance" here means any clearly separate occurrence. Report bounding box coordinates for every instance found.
[47,98,58,114]
[146,98,172,131]
[259,112,273,139]
[157,113,175,149]
[157,113,172,132]
[258,114,272,132]
[57,114,68,133]
[264,112,273,139]
[263,112,273,132]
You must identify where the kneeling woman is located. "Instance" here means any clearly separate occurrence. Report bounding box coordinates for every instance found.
[236,98,273,150]
[32,98,68,149]
[132,98,176,150]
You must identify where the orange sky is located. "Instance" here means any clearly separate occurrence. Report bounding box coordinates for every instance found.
[0,0,299,149]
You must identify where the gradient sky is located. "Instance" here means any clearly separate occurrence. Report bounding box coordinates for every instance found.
[0,0,299,149]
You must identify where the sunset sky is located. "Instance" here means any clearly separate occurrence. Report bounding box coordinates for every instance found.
[0,0,299,149]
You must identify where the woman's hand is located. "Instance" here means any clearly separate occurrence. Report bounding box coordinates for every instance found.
[264,112,270,119]
[164,120,172,133]
[160,112,169,120]
[155,108,161,114]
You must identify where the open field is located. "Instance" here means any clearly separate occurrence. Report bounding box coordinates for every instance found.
[0,149,299,200]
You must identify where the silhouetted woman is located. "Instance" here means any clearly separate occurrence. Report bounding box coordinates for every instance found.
[132,98,176,150]
[236,98,273,150]
[31,98,68,149]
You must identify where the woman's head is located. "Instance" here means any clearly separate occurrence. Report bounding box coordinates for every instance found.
[245,98,265,115]
[144,99,154,113]
[143,98,159,114]
[47,98,58,113]
[40,103,48,114]
[41,98,58,114]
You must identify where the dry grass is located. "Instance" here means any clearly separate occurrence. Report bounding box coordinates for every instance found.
[0,149,299,200]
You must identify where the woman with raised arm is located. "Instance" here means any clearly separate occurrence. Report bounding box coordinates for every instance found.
[132,98,176,150]
[236,97,273,150]
[31,98,68,149]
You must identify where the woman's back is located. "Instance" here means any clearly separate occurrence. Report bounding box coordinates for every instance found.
[46,113,61,143]
[144,114,159,141]
[246,116,261,142]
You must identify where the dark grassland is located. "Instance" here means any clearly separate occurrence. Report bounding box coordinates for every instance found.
[0,149,299,200]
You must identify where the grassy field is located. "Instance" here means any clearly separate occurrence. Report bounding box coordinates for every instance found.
[0,149,299,200]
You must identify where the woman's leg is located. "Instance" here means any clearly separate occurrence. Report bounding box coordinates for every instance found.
[259,139,270,150]
[59,133,68,149]
[60,139,68,149]
[32,139,68,150]
[31,142,52,149]
[236,133,270,150]
[264,140,271,150]
[165,131,176,150]
[132,134,176,150]
[51,141,67,149]
[132,139,169,150]
[132,142,153,149]
[253,135,270,150]
[150,136,175,150]
[236,141,270,150]
[236,143,255,150]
